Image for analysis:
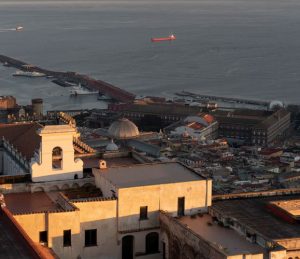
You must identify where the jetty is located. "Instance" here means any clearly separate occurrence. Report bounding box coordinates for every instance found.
[0,54,136,103]
[175,90,270,108]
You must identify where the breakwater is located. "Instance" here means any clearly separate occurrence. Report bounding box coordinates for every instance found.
[0,54,136,103]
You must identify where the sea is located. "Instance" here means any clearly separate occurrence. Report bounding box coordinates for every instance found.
[1,0,300,111]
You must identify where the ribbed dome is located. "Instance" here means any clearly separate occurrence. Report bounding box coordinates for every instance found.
[108,118,139,139]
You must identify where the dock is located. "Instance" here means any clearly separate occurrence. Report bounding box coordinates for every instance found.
[175,90,270,108]
[0,54,136,103]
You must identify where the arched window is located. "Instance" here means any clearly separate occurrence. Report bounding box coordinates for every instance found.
[146,232,159,254]
[52,147,63,169]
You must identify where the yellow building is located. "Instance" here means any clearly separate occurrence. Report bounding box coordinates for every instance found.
[3,162,211,259]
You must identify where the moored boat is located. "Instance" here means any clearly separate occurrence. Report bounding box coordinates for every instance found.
[13,71,46,77]
[70,85,99,96]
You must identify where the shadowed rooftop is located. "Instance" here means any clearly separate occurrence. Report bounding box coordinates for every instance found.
[178,214,265,256]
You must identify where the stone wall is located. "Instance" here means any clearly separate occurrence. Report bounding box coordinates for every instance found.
[159,211,226,259]
[213,188,300,201]
[0,177,94,194]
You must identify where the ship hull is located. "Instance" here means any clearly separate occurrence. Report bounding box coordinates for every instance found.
[13,73,46,78]
[151,37,176,42]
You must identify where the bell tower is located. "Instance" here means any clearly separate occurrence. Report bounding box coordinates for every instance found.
[31,125,83,182]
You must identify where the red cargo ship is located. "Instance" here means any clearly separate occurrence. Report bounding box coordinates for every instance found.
[151,34,176,42]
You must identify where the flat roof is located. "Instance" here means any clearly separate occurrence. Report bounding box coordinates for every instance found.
[213,195,300,240]
[5,192,62,214]
[269,200,300,217]
[179,214,264,255]
[95,162,204,188]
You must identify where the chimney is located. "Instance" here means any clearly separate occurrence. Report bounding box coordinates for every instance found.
[99,160,107,169]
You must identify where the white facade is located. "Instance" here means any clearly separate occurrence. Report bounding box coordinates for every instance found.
[31,125,83,182]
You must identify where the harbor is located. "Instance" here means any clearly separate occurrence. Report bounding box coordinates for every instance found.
[1,54,298,113]
[175,90,271,110]
[0,54,136,103]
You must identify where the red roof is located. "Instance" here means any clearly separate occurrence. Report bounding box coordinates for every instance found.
[0,123,42,160]
[187,122,204,130]
[203,114,215,124]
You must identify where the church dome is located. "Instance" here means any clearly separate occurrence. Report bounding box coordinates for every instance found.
[106,139,119,152]
[108,118,139,139]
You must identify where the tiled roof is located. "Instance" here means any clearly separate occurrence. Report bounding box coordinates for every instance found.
[5,192,62,215]
[0,122,94,161]
[0,123,42,161]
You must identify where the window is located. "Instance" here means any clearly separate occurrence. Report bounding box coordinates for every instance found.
[63,230,71,247]
[177,197,185,217]
[39,231,48,244]
[146,232,159,254]
[85,229,97,247]
[52,147,63,169]
[140,206,148,220]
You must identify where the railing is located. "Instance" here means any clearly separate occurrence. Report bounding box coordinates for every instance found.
[59,112,76,127]
[73,137,96,154]
[2,137,30,173]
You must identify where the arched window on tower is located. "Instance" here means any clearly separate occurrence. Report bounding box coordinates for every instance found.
[52,147,63,169]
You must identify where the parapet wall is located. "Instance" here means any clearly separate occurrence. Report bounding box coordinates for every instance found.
[0,177,94,194]
[213,188,300,201]
[159,211,226,259]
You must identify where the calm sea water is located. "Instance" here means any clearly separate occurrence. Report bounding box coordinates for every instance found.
[1,0,300,110]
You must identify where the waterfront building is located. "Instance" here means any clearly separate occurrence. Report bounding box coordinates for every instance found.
[214,108,290,146]
[164,113,218,140]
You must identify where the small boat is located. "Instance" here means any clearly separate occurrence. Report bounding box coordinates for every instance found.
[151,34,176,42]
[52,79,77,87]
[70,85,98,96]
[97,94,112,101]
[16,26,23,31]
[13,71,46,77]
[97,92,113,101]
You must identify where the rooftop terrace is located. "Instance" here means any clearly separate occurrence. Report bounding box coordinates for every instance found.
[95,162,205,188]
[63,185,102,200]
[212,195,300,240]
[178,214,264,256]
